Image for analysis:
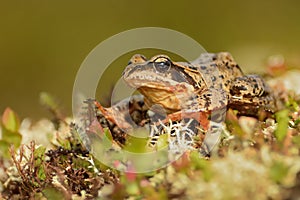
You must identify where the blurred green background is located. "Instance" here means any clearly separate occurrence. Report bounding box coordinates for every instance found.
[1,0,300,119]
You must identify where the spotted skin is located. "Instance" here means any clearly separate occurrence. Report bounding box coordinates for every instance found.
[123,52,276,117]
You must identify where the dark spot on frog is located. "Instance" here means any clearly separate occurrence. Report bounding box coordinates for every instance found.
[237,85,248,91]
[219,100,225,105]
[211,76,216,82]
[188,95,197,101]
[200,65,207,70]
[205,101,211,107]
[197,80,203,86]
[188,65,198,70]
[230,85,246,96]
[138,101,145,108]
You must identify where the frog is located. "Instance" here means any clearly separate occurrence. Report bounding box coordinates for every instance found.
[122,52,276,121]
[121,52,276,155]
[94,52,276,155]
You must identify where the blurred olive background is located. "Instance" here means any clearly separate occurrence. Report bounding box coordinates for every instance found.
[1,0,300,119]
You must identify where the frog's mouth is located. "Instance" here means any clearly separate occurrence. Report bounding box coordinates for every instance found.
[133,82,174,91]
[124,75,180,90]
[123,65,194,89]
[134,83,195,113]
[132,81,195,94]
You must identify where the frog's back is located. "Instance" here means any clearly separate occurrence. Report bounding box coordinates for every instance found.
[192,52,244,91]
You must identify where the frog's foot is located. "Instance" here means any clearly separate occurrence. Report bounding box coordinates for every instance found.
[93,95,149,131]
[229,75,276,115]
[199,121,224,157]
[94,101,116,124]
[94,100,133,131]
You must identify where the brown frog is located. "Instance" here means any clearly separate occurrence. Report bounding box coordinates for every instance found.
[122,52,276,123]
[94,52,276,155]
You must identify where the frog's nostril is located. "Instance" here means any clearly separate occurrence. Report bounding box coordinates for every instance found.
[123,65,142,78]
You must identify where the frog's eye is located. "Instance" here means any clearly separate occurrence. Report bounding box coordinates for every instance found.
[153,57,171,72]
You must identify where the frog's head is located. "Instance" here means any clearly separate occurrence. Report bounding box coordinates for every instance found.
[122,54,203,112]
[123,54,193,88]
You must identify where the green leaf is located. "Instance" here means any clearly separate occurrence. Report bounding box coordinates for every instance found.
[155,133,169,150]
[0,140,11,158]
[275,109,289,142]
[56,135,71,150]
[104,127,113,142]
[126,182,140,196]
[1,107,20,132]
[33,146,47,181]
[124,135,148,153]
[286,95,300,111]
[39,92,59,111]
[1,126,22,148]
[0,108,22,152]
[39,92,64,120]
[292,135,300,147]
[36,165,46,181]
[42,186,65,200]
[190,151,213,181]
[225,109,245,137]
[269,161,289,183]
[34,146,46,165]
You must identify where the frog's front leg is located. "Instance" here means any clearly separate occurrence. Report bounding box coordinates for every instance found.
[156,88,227,126]
[194,89,228,156]
[229,75,276,115]
[159,89,228,157]
[195,88,228,122]
[94,95,148,130]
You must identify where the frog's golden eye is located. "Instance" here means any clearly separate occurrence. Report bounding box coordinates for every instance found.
[153,57,171,72]
[153,57,169,63]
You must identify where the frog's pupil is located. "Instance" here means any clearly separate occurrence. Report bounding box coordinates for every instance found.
[154,61,171,72]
